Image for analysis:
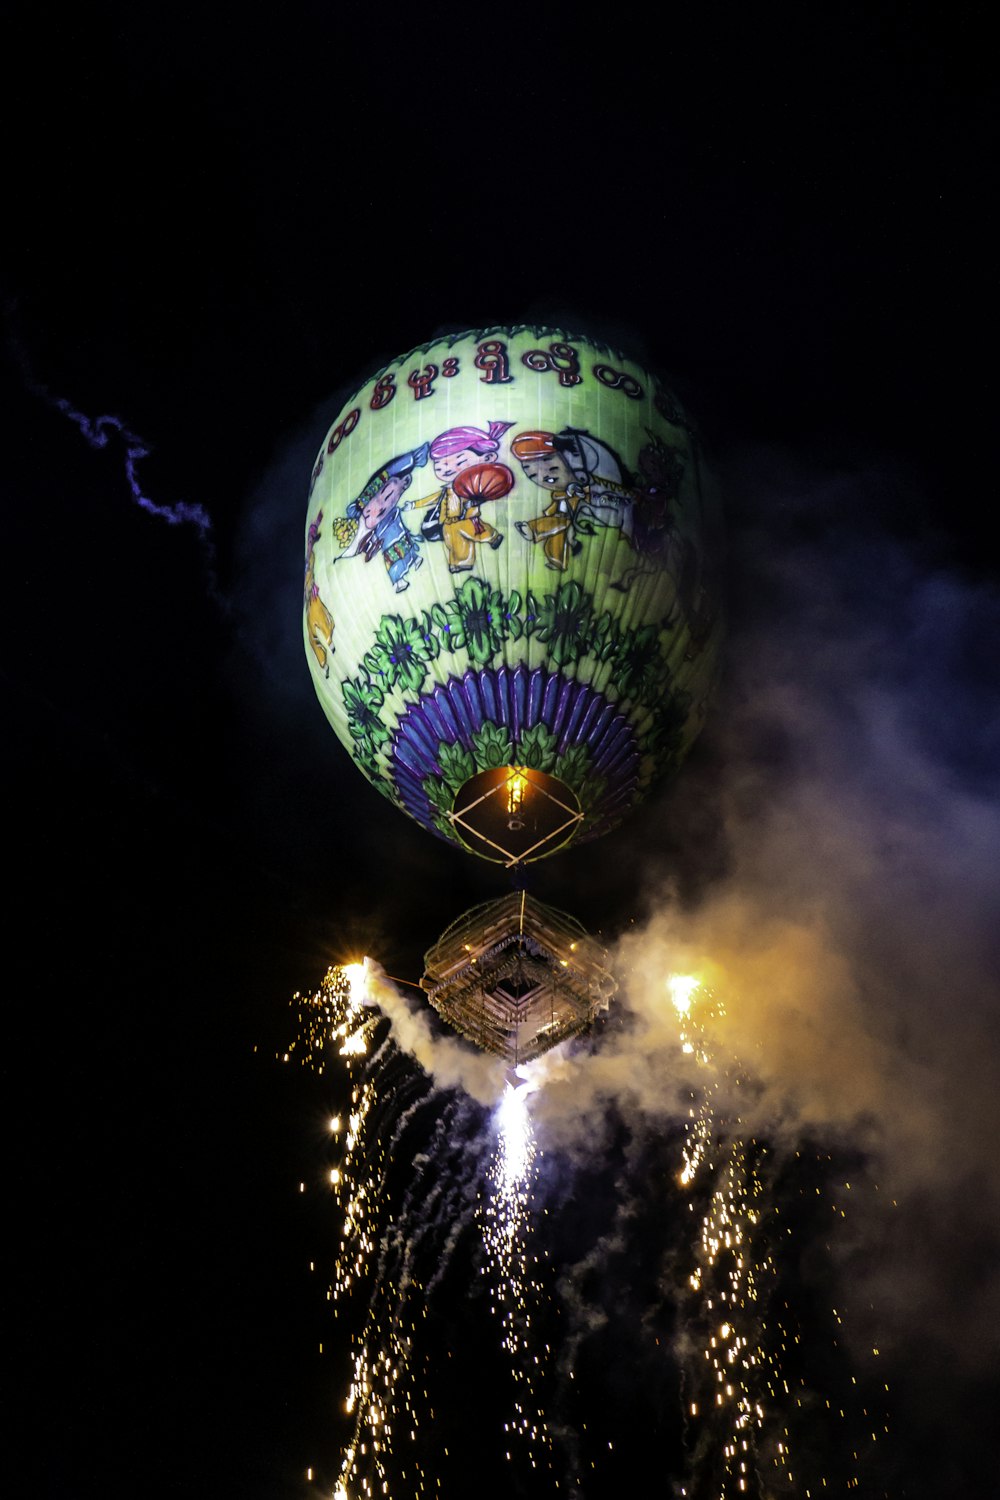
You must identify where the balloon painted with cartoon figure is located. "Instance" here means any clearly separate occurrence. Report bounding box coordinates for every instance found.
[304,326,724,1061]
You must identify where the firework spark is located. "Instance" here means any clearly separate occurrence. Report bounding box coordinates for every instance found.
[287,962,438,1497]
[668,973,888,1498]
[283,959,888,1498]
[480,1078,553,1473]
[288,962,520,1498]
[667,972,791,1497]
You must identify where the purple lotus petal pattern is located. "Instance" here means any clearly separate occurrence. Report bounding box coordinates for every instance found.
[391,665,639,847]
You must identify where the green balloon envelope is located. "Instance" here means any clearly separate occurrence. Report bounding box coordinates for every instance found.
[304,326,724,863]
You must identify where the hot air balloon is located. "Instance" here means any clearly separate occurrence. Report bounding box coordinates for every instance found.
[304,326,723,1062]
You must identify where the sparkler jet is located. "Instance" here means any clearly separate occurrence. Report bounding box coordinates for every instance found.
[304,325,724,1057]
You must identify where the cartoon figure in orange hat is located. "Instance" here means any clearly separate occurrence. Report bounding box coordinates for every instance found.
[511,430,587,570]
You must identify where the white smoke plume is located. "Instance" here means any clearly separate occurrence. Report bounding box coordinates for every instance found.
[362,962,506,1106]
[539,446,997,1494]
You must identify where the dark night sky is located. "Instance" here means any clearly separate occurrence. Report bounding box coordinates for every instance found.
[4,5,997,1498]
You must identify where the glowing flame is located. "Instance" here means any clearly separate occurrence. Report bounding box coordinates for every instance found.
[506,768,528,816]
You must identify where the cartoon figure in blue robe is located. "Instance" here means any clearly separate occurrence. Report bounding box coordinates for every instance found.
[334,443,430,592]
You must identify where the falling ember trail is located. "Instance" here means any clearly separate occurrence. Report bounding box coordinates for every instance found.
[480,1080,553,1474]
[287,963,427,1497]
[668,972,800,1499]
[665,972,791,1500]
[668,974,889,1499]
[286,962,500,1499]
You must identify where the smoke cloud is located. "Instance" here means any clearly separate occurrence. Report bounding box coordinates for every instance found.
[531,444,999,1490]
[363,963,506,1107]
[301,438,995,1492]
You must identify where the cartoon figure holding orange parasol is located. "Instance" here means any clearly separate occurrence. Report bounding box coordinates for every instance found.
[403,421,514,573]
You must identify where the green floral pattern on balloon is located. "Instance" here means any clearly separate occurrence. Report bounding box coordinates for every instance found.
[437,739,476,788]
[555,744,606,811]
[338,575,692,803]
[431,577,508,667]
[504,589,530,641]
[363,615,436,695]
[423,774,454,814]
[517,722,558,773]
[588,611,620,663]
[615,623,672,702]
[353,739,389,789]
[532,581,593,668]
[417,722,611,827]
[429,809,455,839]
[553,743,593,787]
[471,722,514,770]
[343,675,388,745]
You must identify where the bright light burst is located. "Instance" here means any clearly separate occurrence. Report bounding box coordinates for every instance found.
[669,973,702,1018]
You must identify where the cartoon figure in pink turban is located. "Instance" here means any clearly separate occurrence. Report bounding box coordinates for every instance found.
[402,421,515,573]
